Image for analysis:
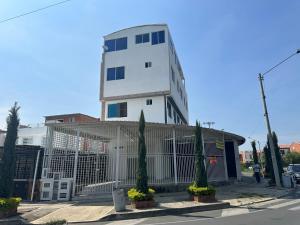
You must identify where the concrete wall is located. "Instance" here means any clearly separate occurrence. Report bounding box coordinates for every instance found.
[104,96,165,123]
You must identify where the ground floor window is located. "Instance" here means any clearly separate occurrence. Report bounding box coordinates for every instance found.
[108,102,127,118]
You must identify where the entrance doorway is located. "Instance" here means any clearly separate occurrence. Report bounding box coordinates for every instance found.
[225,141,237,178]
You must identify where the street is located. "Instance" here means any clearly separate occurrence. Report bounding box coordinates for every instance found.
[74,189,300,225]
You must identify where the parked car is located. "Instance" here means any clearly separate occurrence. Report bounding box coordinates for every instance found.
[287,164,300,183]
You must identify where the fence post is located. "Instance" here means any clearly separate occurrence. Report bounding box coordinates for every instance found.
[72,129,80,197]
[172,128,178,185]
[115,126,121,188]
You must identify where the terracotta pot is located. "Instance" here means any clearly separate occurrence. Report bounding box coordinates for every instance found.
[0,207,18,219]
[193,193,216,203]
[132,200,155,209]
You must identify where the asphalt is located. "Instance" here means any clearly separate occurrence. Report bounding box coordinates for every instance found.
[72,189,300,225]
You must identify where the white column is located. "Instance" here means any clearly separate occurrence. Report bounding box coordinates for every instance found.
[115,126,121,188]
[31,150,41,201]
[72,129,80,197]
[233,140,242,181]
[172,128,178,185]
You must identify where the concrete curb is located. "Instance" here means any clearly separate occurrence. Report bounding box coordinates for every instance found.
[97,201,230,222]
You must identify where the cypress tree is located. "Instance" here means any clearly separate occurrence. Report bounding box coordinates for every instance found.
[0,103,20,198]
[136,110,148,193]
[251,141,259,164]
[266,138,275,183]
[272,132,283,183]
[195,121,208,187]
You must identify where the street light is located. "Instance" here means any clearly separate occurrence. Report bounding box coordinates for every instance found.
[258,49,300,187]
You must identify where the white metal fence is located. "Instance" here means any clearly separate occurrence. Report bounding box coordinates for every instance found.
[42,122,231,196]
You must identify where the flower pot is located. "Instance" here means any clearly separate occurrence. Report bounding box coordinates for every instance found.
[132,200,155,209]
[193,193,216,203]
[0,207,18,219]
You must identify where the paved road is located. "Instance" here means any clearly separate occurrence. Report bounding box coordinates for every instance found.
[74,189,300,225]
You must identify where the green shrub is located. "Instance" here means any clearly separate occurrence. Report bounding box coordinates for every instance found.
[0,197,21,212]
[44,219,67,225]
[187,183,216,196]
[128,188,155,201]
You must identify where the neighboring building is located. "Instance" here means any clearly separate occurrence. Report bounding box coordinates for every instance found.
[290,142,300,153]
[16,113,99,147]
[45,113,99,124]
[0,129,6,147]
[100,24,188,125]
[239,151,253,163]
[279,144,291,156]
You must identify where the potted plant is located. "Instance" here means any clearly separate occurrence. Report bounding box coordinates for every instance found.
[127,111,155,209]
[187,183,216,202]
[128,188,155,209]
[0,197,22,218]
[188,121,216,203]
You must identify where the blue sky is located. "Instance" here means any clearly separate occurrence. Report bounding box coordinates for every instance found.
[0,0,299,150]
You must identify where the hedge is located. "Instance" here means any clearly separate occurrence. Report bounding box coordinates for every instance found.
[187,183,216,196]
[0,197,21,212]
[128,188,155,201]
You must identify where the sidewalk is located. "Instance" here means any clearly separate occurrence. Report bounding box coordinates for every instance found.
[15,177,296,224]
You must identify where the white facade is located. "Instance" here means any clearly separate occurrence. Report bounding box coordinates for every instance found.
[100,24,189,124]
[17,126,47,147]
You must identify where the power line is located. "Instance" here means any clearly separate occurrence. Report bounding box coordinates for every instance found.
[0,0,72,24]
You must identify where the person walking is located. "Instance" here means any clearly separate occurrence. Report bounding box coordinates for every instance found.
[253,163,261,183]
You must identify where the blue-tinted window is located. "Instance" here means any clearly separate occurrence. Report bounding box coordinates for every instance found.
[116,67,125,80]
[136,35,143,44]
[107,68,116,80]
[158,31,165,43]
[107,102,127,118]
[104,40,115,52]
[143,33,149,42]
[108,104,118,118]
[136,33,149,44]
[152,32,158,45]
[152,30,165,45]
[116,37,127,51]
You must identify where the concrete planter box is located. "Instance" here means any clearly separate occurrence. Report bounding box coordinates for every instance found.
[0,207,17,219]
[131,200,155,209]
[192,193,216,203]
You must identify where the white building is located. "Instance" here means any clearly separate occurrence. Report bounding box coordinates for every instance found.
[100,24,188,125]
[17,125,47,147]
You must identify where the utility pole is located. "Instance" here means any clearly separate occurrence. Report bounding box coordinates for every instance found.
[257,49,300,187]
[203,121,215,129]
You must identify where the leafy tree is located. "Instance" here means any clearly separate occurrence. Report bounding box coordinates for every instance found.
[283,152,300,166]
[136,110,148,193]
[0,103,20,198]
[251,141,259,164]
[195,121,208,187]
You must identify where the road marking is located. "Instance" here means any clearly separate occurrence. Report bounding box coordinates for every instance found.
[107,218,146,225]
[221,207,249,217]
[288,205,300,211]
[143,218,210,225]
[268,199,300,209]
[249,199,285,208]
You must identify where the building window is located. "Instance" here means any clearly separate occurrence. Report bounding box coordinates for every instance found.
[104,37,127,52]
[22,137,33,145]
[108,102,127,118]
[177,115,180,124]
[145,62,152,68]
[152,30,165,45]
[177,80,180,92]
[146,99,152,105]
[136,33,150,44]
[167,102,172,118]
[107,66,125,81]
[171,67,175,82]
